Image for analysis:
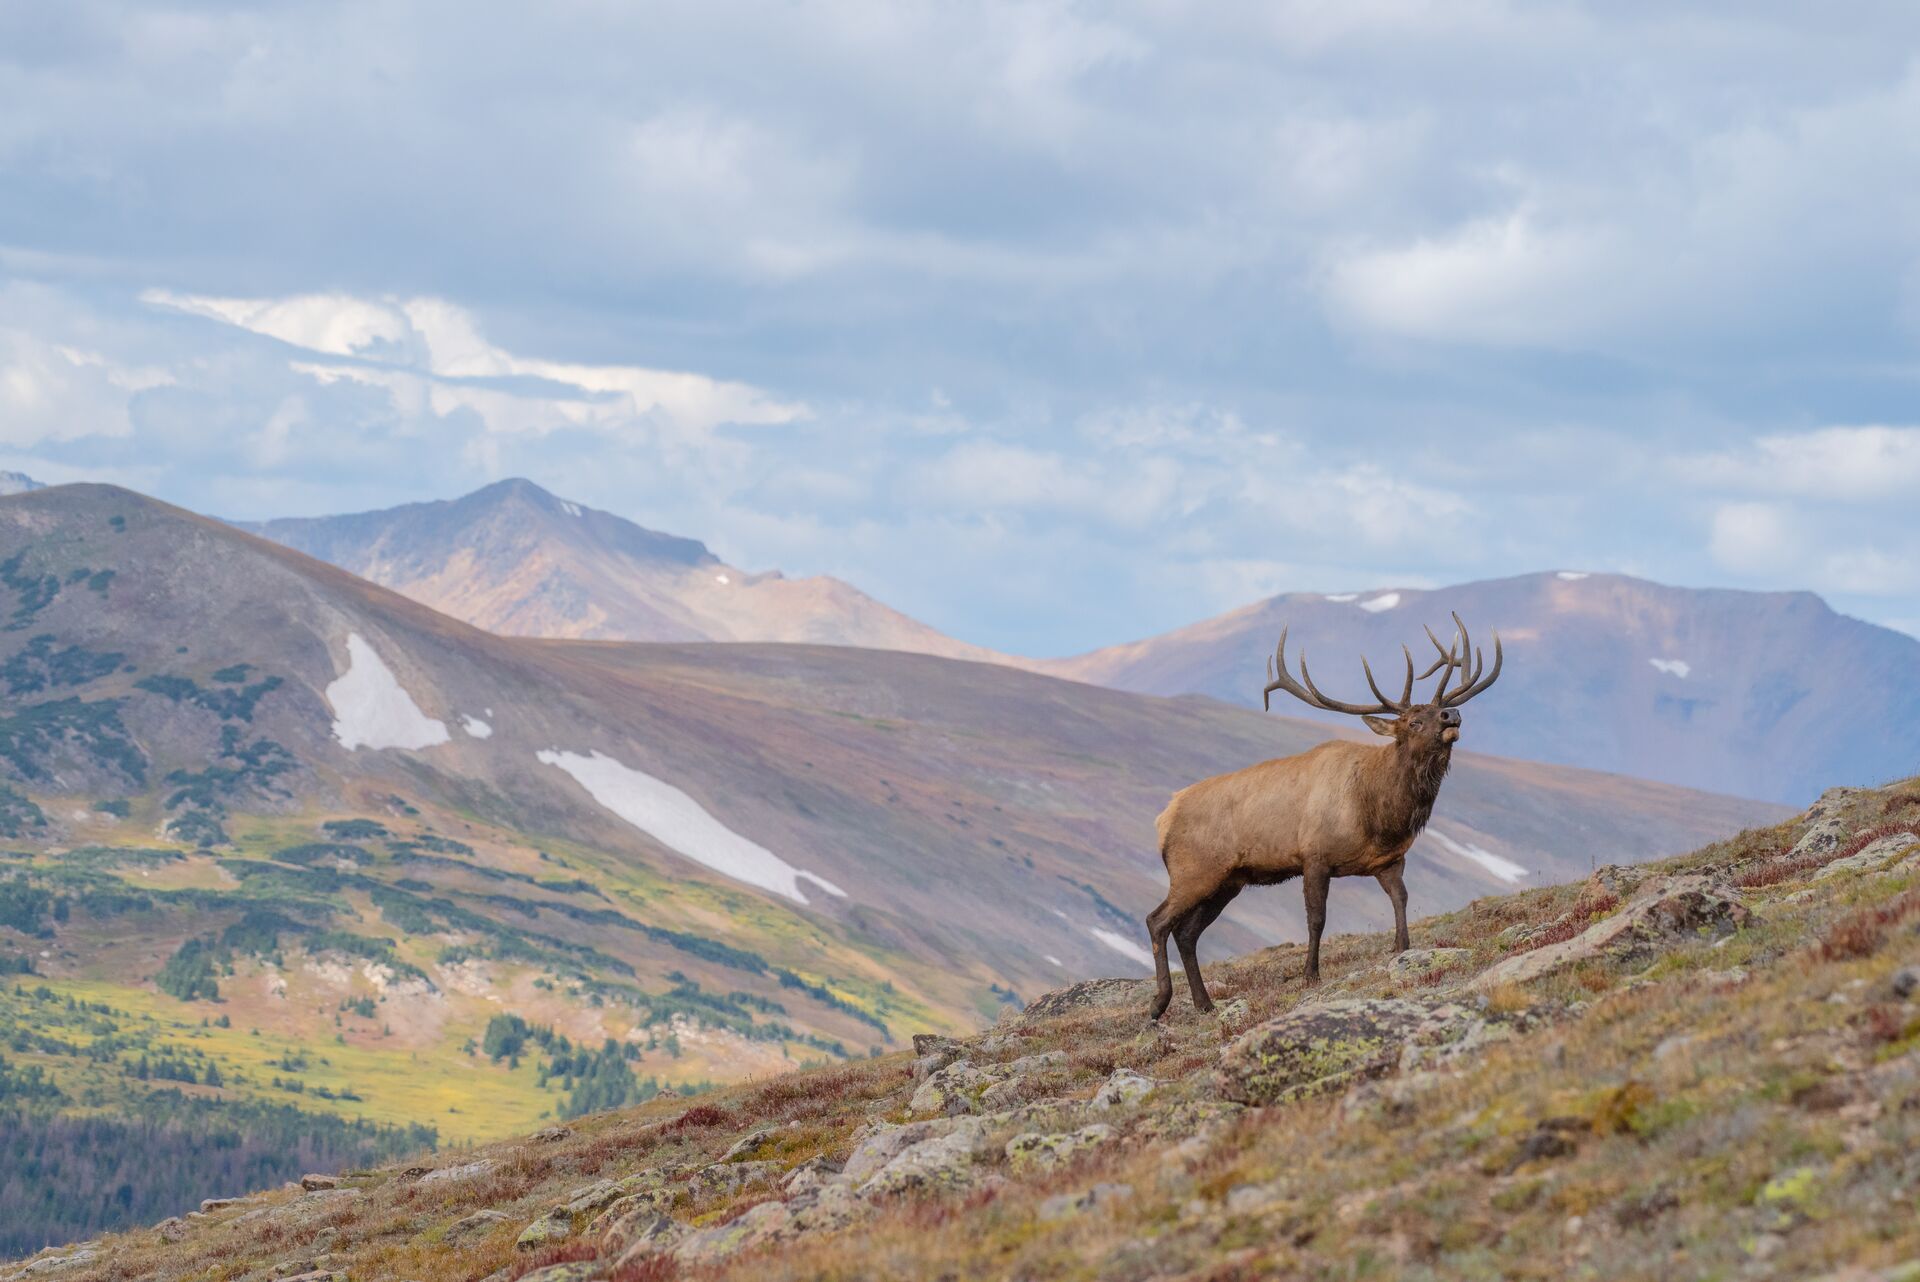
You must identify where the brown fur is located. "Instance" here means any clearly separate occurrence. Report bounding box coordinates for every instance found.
[1147,703,1460,1019]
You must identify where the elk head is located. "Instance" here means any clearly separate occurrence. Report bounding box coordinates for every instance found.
[1262,611,1502,755]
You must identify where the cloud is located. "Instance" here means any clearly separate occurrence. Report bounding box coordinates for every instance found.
[1685,426,1920,500]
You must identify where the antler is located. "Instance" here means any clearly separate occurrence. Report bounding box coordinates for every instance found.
[1262,613,1503,717]
[1418,611,1503,708]
[1264,627,1412,716]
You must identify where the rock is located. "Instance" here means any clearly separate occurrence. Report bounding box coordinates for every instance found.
[780,1155,844,1196]
[199,1195,249,1213]
[1388,948,1472,982]
[912,1033,964,1057]
[687,1160,780,1199]
[1005,1123,1115,1172]
[445,1209,510,1243]
[1021,977,1155,1023]
[280,1273,345,1282]
[1815,834,1920,880]
[298,1173,338,1191]
[515,1209,575,1251]
[604,1209,682,1258]
[1214,997,1253,1030]
[14,1249,97,1277]
[910,1059,998,1115]
[1038,1182,1132,1221]
[530,1125,573,1143]
[589,1187,681,1239]
[675,1199,792,1263]
[1007,1050,1068,1074]
[857,1123,985,1198]
[843,1122,941,1182]
[1090,1067,1155,1111]
[721,1127,778,1162]
[1224,1182,1285,1214]
[418,1159,497,1185]
[155,1217,189,1243]
[1217,999,1509,1105]
[518,1266,602,1282]
[1140,1100,1245,1142]
[1474,876,1749,990]
[1894,966,1920,1000]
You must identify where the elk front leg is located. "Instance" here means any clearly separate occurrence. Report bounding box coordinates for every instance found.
[1376,860,1410,953]
[1302,867,1331,983]
[1147,886,1209,1021]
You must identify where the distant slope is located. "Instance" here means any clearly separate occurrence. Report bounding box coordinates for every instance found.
[1040,572,1920,806]
[239,478,1009,662]
[0,472,42,496]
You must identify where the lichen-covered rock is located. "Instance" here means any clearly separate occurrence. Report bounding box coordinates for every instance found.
[909,1059,998,1115]
[518,1264,602,1282]
[515,1209,574,1251]
[1005,1123,1115,1172]
[857,1123,985,1198]
[1814,834,1920,880]
[1007,1050,1067,1074]
[560,1179,627,1219]
[1138,1100,1245,1142]
[1388,947,1472,982]
[1474,875,1749,989]
[780,1155,844,1196]
[605,1209,683,1259]
[155,1218,189,1244]
[721,1127,778,1162]
[1213,997,1253,1030]
[418,1159,496,1185]
[1021,977,1155,1023]
[843,1121,939,1182]
[445,1209,510,1243]
[590,1188,681,1241]
[1215,998,1432,1104]
[675,1200,791,1263]
[1090,1067,1155,1111]
[687,1160,780,1199]
[297,1174,337,1191]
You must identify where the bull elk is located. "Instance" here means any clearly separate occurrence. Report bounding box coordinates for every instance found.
[1147,613,1503,1020]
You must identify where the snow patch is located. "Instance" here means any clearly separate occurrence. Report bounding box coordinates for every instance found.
[325,633,450,751]
[1359,592,1401,613]
[1044,954,1063,967]
[1556,571,1590,581]
[1089,926,1154,970]
[1324,593,1359,603]
[1649,657,1691,678]
[559,500,583,517]
[536,748,846,905]
[715,573,731,585]
[1426,830,1528,884]
[460,715,493,739]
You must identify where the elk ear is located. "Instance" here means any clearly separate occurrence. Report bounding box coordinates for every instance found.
[1361,715,1397,737]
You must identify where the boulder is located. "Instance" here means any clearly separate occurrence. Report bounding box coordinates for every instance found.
[155,1218,189,1243]
[199,1196,249,1213]
[687,1160,780,1200]
[1005,1123,1115,1173]
[720,1128,778,1162]
[530,1126,572,1143]
[517,1266,601,1282]
[298,1174,337,1192]
[590,1189,680,1241]
[780,1155,844,1196]
[515,1210,574,1251]
[857,1122,987,1198]
[1388,948,1472,982]
[1814,834,1920,880]
[1474,876,1749,990]
[1090,1068,1155,1111]
[675,1200,792,1263]
[1215,998,1434,1105]
[418,1159,497,1185]
[909,1059,998,1115]
[1894,967,1920,1001]
[1021,978,1155,1023]
[606,1210,683,1259]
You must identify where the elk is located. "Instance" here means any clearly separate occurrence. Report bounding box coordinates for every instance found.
[1147,613,1503,1020]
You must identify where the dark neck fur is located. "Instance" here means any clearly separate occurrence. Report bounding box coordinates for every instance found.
[1369,739,1453,842]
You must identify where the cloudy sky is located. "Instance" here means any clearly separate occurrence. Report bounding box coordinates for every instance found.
[3,2,1919,654]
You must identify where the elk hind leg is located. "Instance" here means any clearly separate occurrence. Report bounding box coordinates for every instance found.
[1146,885,1209,1021]
[1174,887,1237,1014]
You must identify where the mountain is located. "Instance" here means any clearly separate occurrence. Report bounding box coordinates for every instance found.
[0,483,1783,1244]
[238,478,1008,662]
[15,778,1917,1279]
[0,472,42,497]
[1040,572,1920,807]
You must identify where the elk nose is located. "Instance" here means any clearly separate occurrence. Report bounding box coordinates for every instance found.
[1440,709,1462,727]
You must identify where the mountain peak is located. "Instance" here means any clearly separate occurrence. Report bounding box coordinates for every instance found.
[0,470,46,496]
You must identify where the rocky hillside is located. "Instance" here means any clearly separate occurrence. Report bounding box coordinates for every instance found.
[13,779,1918,1282]
[1040,571,1920,806]
[237,479,1008,663]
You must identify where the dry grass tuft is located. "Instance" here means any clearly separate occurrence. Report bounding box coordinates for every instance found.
[1818,889,1920,961]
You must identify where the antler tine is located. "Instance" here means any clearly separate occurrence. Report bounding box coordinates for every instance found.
[1399,643,1414,706]
[1360,654,1401,710]
[1415,623,1453,679]
[1299,653,1397,716]
[1443,628,1504,706]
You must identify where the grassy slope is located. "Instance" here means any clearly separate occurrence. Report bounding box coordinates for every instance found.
[20,779,1920,1282]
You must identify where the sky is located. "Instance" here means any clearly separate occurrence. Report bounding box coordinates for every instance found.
[3,2,1920,656]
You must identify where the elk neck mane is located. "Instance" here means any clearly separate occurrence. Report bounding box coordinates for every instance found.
[1360,738,1452,841]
